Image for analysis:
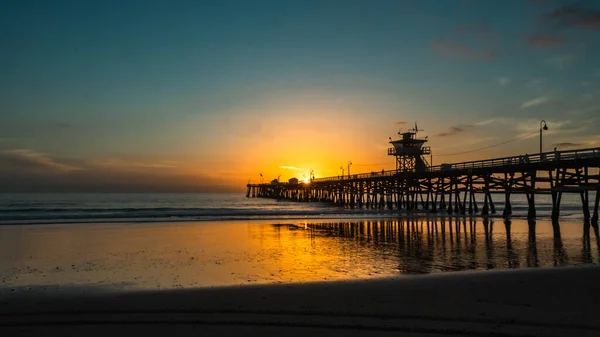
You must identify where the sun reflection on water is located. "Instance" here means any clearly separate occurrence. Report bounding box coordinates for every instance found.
[0,218,598,293]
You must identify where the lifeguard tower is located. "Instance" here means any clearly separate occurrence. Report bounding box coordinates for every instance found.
[388,124,431,172]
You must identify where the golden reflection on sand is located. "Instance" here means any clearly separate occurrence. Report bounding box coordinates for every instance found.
[0,218,598,293]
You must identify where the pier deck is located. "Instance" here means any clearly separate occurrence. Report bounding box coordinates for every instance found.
[247,148,600,222]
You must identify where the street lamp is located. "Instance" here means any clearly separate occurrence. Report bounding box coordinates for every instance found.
[540,120,548,155]
[348,161,352,179]
[340,166,344,178]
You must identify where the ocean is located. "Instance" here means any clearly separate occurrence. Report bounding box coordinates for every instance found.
[0,192,593,225]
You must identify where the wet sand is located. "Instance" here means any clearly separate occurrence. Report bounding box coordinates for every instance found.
[1,218,598,293]
[1,266,600,336]
[1,218,599,335]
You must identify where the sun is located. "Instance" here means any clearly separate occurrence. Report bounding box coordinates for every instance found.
[302,178,311,184]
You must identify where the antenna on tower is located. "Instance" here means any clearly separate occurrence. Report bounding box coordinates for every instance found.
[413,122,424,134]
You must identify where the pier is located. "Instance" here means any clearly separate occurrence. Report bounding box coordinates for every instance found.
[247,127,600,223]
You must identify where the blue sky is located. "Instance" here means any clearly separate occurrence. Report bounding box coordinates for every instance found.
[1,0,599,191]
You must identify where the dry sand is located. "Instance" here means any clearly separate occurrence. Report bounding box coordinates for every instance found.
[2,266,600,336]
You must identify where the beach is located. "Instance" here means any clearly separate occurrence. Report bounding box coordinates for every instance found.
[1,215,599,335]
[2,266,600,336]
[1,217,598,292]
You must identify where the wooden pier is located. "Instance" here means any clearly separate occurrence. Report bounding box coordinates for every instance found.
[247,147,600,222]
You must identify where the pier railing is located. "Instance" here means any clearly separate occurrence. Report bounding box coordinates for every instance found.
[311,147,600,183]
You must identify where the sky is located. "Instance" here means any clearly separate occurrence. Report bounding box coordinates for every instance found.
[1,0,600,192]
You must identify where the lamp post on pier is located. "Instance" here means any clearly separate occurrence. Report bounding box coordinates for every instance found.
[340,166,344,178]
[540,120,548,156]
[348,161,352,179]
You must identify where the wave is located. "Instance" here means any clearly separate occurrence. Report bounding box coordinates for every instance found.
[0,202,588,225]
[0,207,403,223]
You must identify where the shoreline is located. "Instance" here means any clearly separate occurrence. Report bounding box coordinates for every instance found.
[2,266,600,336]
[0,211,589,226]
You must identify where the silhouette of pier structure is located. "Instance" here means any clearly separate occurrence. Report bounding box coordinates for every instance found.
[247,126,600,223]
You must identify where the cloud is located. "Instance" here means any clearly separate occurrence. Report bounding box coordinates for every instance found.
[521,96,550,109]
[473,117,527,127]
[546,54,573,69]
[436,126,466,137]
[526,34,565,48]
[581,81,592,86]
[279,166,302,171]
[496,77,511,86]
[474,118,497,126]
[553,142,583,148]
[96,158,178,170]
[544,5,600,31]
[430,40,498,60]
[529,0,569,5]
[0,149,83,173]
[396,121,407,125]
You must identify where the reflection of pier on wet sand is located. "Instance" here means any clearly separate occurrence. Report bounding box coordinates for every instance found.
[301,218,599,273]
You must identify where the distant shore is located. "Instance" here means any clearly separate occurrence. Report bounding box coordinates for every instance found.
[2,266,600,336]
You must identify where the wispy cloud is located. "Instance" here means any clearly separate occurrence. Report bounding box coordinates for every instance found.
[396,121,407,125]
[526,34,565,48]
[553,142,583,148]
[521,96,550,109]
[0,149,83,173]
[514,119,571,135]
[430,40,498,60]
[496,77,511,86]
[474,119,496,126]
[528,0,570,6]
[279,166,302,171]
[544,5,600,31]
[581,81,592,86]
[436,126,466,137]
[96,158,178,170]
[473,117,519,126]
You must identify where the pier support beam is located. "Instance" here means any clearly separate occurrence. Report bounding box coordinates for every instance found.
[447,177,453,215]
[503,173,513,218]
[592,187,599,225]
[526,171,537,219]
